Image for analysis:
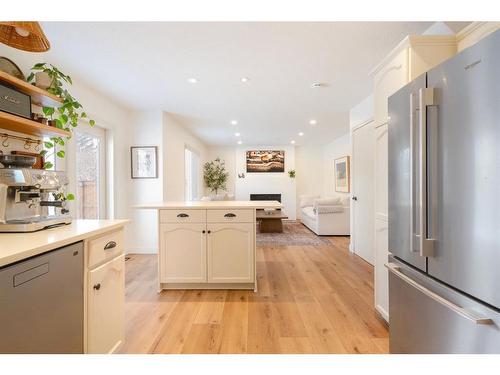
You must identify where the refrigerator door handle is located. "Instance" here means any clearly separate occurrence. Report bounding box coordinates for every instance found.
[409,92,418,253]
[386,262,493,325]
[417,88,436,257]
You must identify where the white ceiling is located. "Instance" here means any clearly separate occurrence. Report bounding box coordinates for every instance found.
[39,22,464,146]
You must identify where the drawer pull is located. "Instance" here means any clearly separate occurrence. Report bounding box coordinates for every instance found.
[177,213,189,218]
[93,283,101,291]
[104,241,117,250]
[224,213,237,218]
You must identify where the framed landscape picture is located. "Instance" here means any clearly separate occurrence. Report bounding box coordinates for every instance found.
[246,150,285,173]
[334,156,350,192]
[131,146,158,179]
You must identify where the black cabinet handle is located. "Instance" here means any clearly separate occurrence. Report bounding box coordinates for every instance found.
[207,230,211,234]
[177,213,189,218]
[224,213,237,218]
[202,230,206,234]
[104,241,117,250]
[93,283,101,290]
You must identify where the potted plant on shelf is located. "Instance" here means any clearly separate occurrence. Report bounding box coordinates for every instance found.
[203,157,229,199]
[26,63,96,169]
[288,169,296,178]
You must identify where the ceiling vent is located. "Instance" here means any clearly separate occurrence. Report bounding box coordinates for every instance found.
[311,82,328,88]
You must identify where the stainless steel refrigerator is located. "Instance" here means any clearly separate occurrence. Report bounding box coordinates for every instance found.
[387,29,500,353]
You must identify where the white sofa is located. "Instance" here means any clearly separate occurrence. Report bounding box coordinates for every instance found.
[299,195,350,236]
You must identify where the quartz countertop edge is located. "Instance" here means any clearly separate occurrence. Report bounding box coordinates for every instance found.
[135,200,283,209]
[0,219,130,268]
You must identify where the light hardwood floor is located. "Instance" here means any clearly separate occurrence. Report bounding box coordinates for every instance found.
[119,236,389,354]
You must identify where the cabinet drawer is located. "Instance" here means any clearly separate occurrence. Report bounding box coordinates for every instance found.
[207,209,254,223]
[88,229,124,269]
[160,209,206,223]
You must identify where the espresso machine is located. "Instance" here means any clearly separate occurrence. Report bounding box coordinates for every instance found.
[0,168,72,232]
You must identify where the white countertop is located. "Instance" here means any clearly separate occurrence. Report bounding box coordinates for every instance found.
[136,200,283,210]
[0,219,130,268]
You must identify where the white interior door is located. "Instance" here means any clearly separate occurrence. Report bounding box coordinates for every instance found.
[352,121,375,265]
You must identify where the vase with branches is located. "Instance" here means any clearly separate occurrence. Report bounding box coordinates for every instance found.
[203,157,229,195]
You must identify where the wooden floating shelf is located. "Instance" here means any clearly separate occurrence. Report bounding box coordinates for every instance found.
[0,71,63,108]
[0,111,71,138]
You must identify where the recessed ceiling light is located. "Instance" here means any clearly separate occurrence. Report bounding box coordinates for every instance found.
[291,140,296,145]
[237,140,242,145]
[241,77,249,83]
[235,132,240,137]
[230,120,238,125]
[298,132,304,136]
[309,119,317,126]
[187,78,198,84]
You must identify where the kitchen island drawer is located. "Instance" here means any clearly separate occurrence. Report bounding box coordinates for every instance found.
[88,229,124,269]
[160,209,206,223]
[207,209,254,223]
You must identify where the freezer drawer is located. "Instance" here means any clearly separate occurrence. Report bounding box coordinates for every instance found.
[0,242,84,353]
[388,258,500,354]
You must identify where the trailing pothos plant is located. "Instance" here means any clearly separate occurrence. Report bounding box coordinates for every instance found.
[27,63,96,170]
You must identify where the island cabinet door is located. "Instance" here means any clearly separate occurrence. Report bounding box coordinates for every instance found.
[207,223,255,283]
[159,223,207,283]
[87,255,125,354]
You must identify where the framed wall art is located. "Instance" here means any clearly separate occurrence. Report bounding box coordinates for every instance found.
[334,156,350,193]
[131,146,158,179]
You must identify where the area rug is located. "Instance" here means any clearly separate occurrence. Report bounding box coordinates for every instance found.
[256,222,332,246]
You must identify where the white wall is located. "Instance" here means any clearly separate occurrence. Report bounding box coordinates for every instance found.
[206,146,236,195]
[126,111,164,253]
[163,113,208,202]
[295,145,324,218]
[323,134,351,198]
[234,145,297,220]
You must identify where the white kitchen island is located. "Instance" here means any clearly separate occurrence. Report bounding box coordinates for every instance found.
[137,201,282,291]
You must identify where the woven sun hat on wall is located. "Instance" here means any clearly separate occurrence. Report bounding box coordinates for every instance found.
[0,22,50,52]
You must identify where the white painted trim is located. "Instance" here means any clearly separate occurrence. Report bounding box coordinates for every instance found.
[376,212,389,222]
[351,117,374,132]
[456,22,489,42]
[376,304,389,323]
[369,35,456,77]
[374,120,388,129]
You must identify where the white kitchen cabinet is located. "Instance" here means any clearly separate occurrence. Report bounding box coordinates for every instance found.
[456,22,500,52]
[374,217,389,322]
[159,223,207,283]
[158,208,257,290]
[370,35,457,322]
[207,223,255,283]
[87,254,125,354]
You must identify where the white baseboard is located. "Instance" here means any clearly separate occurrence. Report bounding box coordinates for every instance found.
[376,304,389,323]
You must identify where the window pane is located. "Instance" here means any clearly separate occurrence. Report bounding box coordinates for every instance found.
[76,131,100,219]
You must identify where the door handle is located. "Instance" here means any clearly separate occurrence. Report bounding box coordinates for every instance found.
[409,92,417,253]
[93,283,101,291]
[177,213,189,218]
[224,213,237,218]
[104,241,117,250]
[417,88,436,257]
[351,196,357,201]
[385,263,493,325]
